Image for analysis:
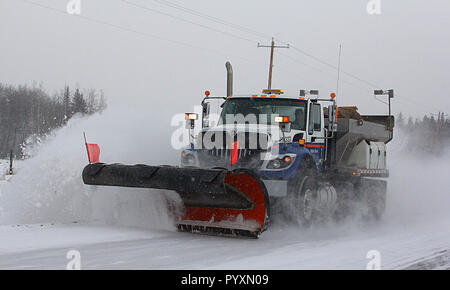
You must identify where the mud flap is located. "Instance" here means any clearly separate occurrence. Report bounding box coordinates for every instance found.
[357,178,387,219]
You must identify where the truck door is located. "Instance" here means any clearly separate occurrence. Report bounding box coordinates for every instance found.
[306,102,325,160]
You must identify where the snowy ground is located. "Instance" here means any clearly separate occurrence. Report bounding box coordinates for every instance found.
[0,160,8,180]
[0,107,449,269]
[0,217,449,270]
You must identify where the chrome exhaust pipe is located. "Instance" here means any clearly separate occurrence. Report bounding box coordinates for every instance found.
[226,61,233,97]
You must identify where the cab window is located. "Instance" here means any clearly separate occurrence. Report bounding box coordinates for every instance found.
[308,103,322,133]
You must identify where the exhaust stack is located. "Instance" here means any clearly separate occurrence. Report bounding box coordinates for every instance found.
[226,61,233,97]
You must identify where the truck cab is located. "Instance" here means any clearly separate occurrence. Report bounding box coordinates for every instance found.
[180,91,334,198]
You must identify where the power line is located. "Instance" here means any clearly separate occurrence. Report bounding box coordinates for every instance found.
[278,51,388,105]
[119,0,393,104]
[118,0,369,96]
[13,0,327,98]
[150,0,273,41]
[16,0,259,64]
[120,0,257,44]
[286,44,442,112]
[289,45,381,89]
[280,49,439,110]
[14,0,443,113]
[147,0,439,111]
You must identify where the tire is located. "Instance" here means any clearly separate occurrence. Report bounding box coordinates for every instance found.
[283,158,318,226]
[299,177,320,226]
[286,176,319,227]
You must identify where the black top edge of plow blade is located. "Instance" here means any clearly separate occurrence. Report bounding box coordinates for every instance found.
[82,163,227,193]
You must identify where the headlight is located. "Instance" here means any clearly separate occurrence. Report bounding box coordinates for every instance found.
[266,155,295,170]
[269,159,281,169]
[184,113,198,120]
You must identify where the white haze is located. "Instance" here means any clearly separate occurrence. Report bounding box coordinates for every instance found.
[386,131,450,224]
[0,104,184,229]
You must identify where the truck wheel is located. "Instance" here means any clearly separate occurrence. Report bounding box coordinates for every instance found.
[292,176,319,227]
[283,158,318,226]
[302,178,316,224]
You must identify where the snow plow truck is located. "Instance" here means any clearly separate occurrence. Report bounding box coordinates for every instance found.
[82,62,394,238]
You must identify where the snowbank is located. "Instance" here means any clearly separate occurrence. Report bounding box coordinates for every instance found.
[0,160,5,180]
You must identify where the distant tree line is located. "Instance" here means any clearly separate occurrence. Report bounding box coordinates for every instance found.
[396,112,449,155]
[0,83,107,159]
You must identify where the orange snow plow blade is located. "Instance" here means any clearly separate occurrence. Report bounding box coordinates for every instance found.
[82,164,270,238]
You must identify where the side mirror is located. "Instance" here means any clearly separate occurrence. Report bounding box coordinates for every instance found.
[328,105,338,132]
[328,105,334,123]
[202,102,210,128]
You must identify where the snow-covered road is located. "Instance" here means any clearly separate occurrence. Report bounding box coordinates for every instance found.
[0,216,449,270]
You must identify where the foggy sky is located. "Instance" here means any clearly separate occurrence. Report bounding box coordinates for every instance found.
[1,0,449,117]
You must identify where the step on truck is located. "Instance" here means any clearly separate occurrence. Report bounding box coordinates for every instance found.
[82,62,394,238]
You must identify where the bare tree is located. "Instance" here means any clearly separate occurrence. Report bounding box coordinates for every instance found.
[0,83,108,158]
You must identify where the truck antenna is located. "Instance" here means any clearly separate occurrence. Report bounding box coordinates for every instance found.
[336,44,342,97]
[258,38,289,90]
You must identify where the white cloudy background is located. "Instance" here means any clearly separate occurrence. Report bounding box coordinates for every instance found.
[1,0,449,117]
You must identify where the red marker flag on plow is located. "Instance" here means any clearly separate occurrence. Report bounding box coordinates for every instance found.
[83,132,100,164]
[230,141,239,168]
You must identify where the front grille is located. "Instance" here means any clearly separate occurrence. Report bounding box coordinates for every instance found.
[198,148,265,169]
[196,130,269,169]
[198,131,270,151]
[209,148,256,159]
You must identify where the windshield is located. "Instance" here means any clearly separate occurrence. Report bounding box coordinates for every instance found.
[219,98,307,130]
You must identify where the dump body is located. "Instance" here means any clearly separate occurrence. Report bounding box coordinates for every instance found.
[332,116,393,170]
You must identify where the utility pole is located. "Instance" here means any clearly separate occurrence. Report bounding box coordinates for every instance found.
[258,38,289,90]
